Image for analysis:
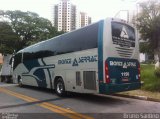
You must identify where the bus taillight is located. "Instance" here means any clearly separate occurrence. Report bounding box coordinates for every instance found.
[105,63,110,84]
[138,64,140,80]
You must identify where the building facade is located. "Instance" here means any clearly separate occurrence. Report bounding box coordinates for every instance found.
[53,0,92,32]
[53,0,77,32]
[79,12,92,28]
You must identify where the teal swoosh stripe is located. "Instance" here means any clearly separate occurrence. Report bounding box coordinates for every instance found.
[41,58,53,89]
[98,20,104,82]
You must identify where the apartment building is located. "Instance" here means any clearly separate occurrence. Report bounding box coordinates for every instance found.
[53,0,92,32]
[53,0,77,32]
[79,12,92,27]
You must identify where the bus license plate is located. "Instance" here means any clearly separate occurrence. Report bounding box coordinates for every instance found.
[122,78,129,82]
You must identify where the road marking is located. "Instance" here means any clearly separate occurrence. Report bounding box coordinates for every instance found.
[0,87,93,119]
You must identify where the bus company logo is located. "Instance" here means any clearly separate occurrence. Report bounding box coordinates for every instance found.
[58,55,98,66]
[120,26,129,39]
[109,61,136,68]
[72,58,78,66]
[122,62,128,69]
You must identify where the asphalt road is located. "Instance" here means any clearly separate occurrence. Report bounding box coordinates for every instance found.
[0,82,160,119]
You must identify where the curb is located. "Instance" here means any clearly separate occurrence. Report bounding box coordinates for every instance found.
[113,94,160,102]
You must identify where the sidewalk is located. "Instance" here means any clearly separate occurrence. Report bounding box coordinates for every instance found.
[0,82,18,87]
[114,90,160,102]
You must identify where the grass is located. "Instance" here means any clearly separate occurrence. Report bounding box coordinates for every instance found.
[141,64,160,92]
[119,64,160,100]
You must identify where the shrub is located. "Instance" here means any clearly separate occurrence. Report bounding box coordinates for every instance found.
[154,67,160,78]
[141,64,160,92]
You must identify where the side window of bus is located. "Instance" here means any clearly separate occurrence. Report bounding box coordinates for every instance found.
[23,43,46,60]
[44,37,60,56]
[23,47,34,61]
[34,44,45,59]
[56,22,99,55]
[22,22,99,59]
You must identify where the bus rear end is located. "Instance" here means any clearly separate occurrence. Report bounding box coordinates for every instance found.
[98,18,141,94]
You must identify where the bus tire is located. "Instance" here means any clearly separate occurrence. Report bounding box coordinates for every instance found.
[18,76,23,87]
[55,78,66,96]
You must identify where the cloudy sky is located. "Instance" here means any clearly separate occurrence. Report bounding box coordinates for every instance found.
[0,0,143,22]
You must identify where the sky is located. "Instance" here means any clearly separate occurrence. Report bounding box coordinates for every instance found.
[0,0,143,22]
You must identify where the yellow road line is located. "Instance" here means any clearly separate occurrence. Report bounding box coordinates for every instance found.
[0,87,93,119]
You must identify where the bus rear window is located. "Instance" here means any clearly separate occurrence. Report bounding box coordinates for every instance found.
[111,22,135,47]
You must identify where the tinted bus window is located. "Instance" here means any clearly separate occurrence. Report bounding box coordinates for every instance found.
[43,22,99,56]
[57,22,98,54]
[111,22,135,47]
[22,22,99,60]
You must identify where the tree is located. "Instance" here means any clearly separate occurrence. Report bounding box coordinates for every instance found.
[0,10,64,50]
[139,42,152,54]
[0,21,20,54]
[135,0,160,63]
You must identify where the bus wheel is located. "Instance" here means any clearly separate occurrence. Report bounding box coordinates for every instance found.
[55,78,66,96]
[18,76,23,87]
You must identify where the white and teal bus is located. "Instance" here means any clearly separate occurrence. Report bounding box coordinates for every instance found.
[13,18,141,96]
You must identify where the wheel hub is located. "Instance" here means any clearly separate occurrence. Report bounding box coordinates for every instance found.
[57,82,63,94]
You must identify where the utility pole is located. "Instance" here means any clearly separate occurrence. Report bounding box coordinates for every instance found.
[114,10,129,22]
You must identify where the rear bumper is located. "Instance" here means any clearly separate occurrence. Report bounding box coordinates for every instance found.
[99,82,141,95]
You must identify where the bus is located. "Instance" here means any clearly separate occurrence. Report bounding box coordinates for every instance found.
[13,18,141,96]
